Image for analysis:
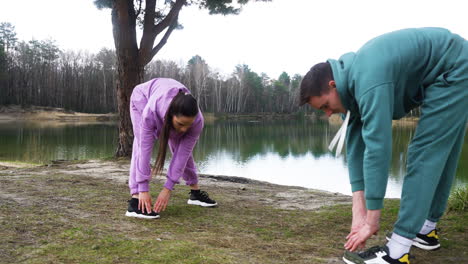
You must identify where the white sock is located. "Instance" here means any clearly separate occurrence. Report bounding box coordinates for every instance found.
[419,219,437,235]
[386,233,412,259]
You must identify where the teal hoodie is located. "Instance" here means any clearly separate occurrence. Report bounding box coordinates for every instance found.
[327,28,466,210]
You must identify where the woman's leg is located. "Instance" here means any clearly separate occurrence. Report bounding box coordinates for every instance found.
[128,90,146,196]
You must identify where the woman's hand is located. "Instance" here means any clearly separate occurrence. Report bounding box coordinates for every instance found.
[153,187,171,213]
[138,191,153,214]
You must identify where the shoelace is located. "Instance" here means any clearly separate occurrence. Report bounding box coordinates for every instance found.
[199,191,210,199]
[357,245,384,258]
[190,191,210,200]
[328,110,350,157]
[357,246,415,261]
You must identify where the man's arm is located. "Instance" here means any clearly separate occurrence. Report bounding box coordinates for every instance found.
[359,83,394,210]
[346,117,367,237]
[345,83,394,250]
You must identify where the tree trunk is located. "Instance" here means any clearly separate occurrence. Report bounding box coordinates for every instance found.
[112,0,143,157]
[111,0,184,157]
[115,64,143,157]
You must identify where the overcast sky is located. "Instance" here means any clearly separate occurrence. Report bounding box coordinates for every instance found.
[1,0,467,78]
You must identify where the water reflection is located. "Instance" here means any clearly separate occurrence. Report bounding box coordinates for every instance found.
[0,121,117,162]
[0,119,466,197]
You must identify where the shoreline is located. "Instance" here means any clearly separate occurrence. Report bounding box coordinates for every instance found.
[0,105,423,126]
[0,105,117,122]
[327,113,419,126]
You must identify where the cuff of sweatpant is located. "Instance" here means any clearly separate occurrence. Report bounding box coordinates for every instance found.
[137,181,149,193]
[185,178,198,186]
[351,180,364,192]
[366,198,383,210]
[163,178,176,191]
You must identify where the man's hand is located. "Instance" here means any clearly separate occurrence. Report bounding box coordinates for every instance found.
[153,187,171,213]
[345,209,381,252]
[346,190,367,249]
[347,216,367,250]
[138,191,153,214]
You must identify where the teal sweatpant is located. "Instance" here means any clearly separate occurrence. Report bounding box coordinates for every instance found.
[394,42,468,239]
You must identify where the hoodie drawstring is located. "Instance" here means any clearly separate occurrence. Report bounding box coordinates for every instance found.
[328,110,350,157]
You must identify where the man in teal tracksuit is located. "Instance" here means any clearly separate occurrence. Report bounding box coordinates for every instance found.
[299,28,467,264]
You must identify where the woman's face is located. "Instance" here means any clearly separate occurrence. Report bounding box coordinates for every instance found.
[172,115,196,134]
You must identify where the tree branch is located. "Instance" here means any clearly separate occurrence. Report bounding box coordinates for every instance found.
[139,0,185,66]
[145,17,178,65]
[139,0,156,54]
[153,0,185,37]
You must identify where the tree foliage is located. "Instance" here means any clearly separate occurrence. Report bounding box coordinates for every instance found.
[0,22,17,52]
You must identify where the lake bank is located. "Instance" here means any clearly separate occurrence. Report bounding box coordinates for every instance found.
[0,105,117,123]
[0,105,422,126]
[1,159,466,263]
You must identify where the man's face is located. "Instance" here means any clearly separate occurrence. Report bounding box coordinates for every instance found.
[307,81,346,117]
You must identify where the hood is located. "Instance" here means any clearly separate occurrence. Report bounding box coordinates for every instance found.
[327,52,360,115]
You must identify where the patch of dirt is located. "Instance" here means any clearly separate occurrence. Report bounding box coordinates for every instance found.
[1,159,351,211]
[24,159,351,211]
[0,105,117,122]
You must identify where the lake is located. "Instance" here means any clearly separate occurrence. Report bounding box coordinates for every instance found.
[0,119,466,198]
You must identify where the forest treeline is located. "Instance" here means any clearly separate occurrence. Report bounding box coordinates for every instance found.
[0,22,303,114]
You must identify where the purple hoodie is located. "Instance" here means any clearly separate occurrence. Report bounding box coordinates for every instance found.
[130,78,203,192]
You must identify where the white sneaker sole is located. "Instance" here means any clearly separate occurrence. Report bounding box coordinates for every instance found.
[413,238,440,250]
[125,211,160,219]
[187,199,218,207]
[343,255,390,264]
[386,235,440,251]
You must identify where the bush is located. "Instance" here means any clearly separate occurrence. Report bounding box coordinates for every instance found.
[448,186,468,212]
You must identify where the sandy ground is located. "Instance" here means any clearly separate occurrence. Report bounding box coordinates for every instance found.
[28,159,352,212]
[0,105,117,122]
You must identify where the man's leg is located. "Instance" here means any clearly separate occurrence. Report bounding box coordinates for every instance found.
[427,119,467,222]
[394,79,468,241]
[394,38,468,240]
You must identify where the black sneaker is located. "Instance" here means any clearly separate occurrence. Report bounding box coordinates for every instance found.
[125,198,160,219]
[343,246,411,264]
[385,229,440,251]
[187,190,217,207]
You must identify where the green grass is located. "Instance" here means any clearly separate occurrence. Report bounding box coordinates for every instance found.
[1,162,467,263]
[448,186,468,212]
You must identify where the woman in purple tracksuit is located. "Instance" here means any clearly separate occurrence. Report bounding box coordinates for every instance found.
[125,78,217,219]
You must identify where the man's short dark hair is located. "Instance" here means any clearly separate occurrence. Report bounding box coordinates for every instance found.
[299,62,334,106]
